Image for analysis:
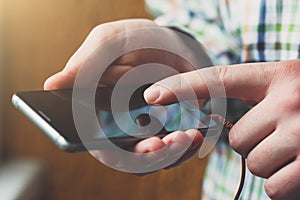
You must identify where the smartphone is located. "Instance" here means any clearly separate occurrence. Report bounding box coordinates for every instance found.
[12,85,219,152]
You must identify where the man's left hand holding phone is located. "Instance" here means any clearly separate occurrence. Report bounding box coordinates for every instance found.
[40,19,205,174]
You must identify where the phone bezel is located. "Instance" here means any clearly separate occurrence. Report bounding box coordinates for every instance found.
[12,89,220,152]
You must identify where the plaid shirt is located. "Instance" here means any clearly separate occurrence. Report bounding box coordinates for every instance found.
[146,0,300,199]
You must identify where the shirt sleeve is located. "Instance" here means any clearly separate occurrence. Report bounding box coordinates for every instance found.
[145,0,242,65]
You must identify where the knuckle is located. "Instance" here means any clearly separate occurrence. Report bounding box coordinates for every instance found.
[91,24,104,34]
[90,24,108,40]
[271,88,300,116]
[215,66,229,89]
[273,60,300,111]
[247,155,259,175]
[281,59,300,77]
[228,128,241,152]
[264,180,280,199]
[246,153,268,178]
[283,88,300,111]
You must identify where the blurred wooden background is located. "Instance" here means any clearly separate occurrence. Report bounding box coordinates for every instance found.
[1,0,208,199]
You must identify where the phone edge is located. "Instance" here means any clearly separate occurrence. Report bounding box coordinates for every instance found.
[11,93,80,153]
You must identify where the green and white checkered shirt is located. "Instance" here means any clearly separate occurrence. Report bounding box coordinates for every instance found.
[146,0,300,199]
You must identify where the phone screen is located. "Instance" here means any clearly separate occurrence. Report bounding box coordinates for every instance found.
[13,85,217,152]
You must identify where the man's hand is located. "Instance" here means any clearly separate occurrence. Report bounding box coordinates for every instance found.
[44,19,204,174]
[144,60,300,199]
[44,19,157,90]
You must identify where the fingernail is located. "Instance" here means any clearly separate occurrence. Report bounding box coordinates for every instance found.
[144,84,161,104]
[185,129,198,137]
[185,129,200,142]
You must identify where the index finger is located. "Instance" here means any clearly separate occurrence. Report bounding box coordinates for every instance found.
[144,62,275,105]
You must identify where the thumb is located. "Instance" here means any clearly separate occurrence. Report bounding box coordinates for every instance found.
[44,71,74,90]
[144,62,273,104]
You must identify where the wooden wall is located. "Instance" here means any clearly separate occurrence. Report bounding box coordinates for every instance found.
[1,0,208,199]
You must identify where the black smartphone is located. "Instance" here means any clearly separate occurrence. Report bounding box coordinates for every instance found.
[12,85,219,152]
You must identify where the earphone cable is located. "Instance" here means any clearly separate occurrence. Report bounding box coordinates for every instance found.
[209,115,246,200]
